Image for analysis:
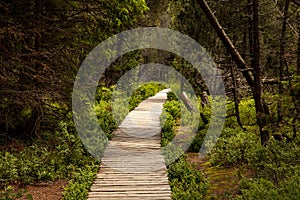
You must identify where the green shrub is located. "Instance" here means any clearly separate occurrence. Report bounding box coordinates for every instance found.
[128,83,165,111]
[237,175,300,200]
[168,156,208,200]
[164,100,181,120]
[0,121,98,186]
[63,164,99,200]
[161,92,208,199]
[225,98,256,128]
[209,128,260,167]
[167,91,178,101]
[248,138,300,183]
[188,128,207,152]
[161,112,176,147]
[94,100,117,139]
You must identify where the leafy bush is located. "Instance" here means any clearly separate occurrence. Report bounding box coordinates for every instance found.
[0,121,98,189]
[63,164,99,200]
[188,128,207,152]
[164,100,181,120]
[236,175,300,200]
[209,128,260,167]
[161,92,208,199]
[225,98,256,128]
[160,97,181,147]
[94,100,117,139]
[248,138,300,183]
[161,112,176,147]
[167,91,178,101]
[128,83,165,111]
[168,156,208,200]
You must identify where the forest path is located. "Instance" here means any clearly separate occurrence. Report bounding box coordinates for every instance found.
[87,89,171,200]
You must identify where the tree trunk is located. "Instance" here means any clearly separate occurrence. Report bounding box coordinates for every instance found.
[197,0,255,89]
[197,0,270,145]
[278,0,290,123]
[230,61,246,131]
[252,0,270,145]
[297,13,300,73]
[248,0,255,70]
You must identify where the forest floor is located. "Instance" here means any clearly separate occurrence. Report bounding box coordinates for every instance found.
[13,179,67,200]
[187,153,245,199]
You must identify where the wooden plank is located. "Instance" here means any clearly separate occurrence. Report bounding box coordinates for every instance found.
[87,89,172,200]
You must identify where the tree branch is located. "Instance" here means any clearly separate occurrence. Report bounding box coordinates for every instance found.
[197,0,255,88]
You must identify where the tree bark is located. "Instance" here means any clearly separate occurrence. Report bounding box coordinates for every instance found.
[278,0,290,123]
[197,0,270,145]
[248,0,255,72]
[252,0,270,145]
[230,61,246,131]
[297,13,300,73]
[197,0,255,89]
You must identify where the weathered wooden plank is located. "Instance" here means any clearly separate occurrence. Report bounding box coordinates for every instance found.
[87,89,172,200]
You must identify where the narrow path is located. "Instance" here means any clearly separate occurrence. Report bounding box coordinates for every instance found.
[88,89,172,200]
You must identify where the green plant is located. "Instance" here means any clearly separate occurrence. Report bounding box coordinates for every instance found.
[167,91,178,101]
[236,175,300,200]
[128,83,165,111]
[63,164,99,200]
[209,128,260,167]
[248,138,300,183]
[168,156,208,200]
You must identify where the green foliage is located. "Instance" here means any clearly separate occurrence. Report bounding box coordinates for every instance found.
[225,99,256,128]
[208,120,300,198]
[188,127,207,152]
[95,85,114,102]
[160,97,180,147]
[167,91,178,101]
[237,175,300,200]
[161,112,176,147]
[0,122,99,199]
[163,100,181,120]
[0,121,99,196]
[209,128,260,167]
[0,0,149,138]
[248,138,300,183]
[94,100,117,139]
[168,156,208,200]
[63,164,99,200]
[0,185,27,200]
[161,92,208,199]
[128,83,165,111]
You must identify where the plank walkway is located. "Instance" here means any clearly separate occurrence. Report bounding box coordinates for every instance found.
[88,89,172,200]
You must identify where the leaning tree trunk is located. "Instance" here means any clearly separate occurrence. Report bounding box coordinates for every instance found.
[197,0,270,145]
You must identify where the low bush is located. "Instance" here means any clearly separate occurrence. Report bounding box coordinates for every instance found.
[236,175,300,200]
[63,164,99,200]
[161,92,208,199]
[128,83,165,111]
[168,156,208,200]
[209,127,260,167]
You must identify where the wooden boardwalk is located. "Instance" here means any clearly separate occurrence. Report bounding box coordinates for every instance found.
[88,89,172,200]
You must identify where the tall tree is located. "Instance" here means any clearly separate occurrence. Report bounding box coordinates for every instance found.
[197,0,270,145]
[0,0,148,138]
[277,0,290,123]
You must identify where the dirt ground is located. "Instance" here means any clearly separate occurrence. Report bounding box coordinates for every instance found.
[15,179,68,200]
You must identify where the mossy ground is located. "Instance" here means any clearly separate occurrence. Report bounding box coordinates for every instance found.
[187,153,253,199]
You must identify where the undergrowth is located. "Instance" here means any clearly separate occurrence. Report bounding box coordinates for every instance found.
[161,91,208,199]
[0,83,165,200]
